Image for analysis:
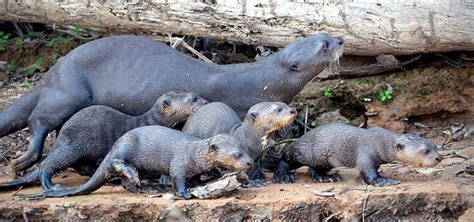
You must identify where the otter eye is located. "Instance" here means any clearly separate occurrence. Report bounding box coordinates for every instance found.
[192,97,198,103]
[234,152,243,159]
[290,64,299,71]
[322,41,330,52]
[425,149,431,155]
[277,107,283,113]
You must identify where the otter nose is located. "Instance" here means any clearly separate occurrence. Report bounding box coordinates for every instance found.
[336,36,344,45]
[435,155,443,162]
[290,108,296,115]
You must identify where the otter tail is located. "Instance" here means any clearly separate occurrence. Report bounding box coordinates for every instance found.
[26,161,113,199]
[0,90,40,136]
[0,168,40,190]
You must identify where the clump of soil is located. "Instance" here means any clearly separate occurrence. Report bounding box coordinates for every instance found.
[298,66,473,133]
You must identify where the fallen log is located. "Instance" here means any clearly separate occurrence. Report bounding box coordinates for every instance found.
[1,0,473,55]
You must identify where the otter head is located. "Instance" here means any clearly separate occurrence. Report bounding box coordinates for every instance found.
[207,134,253,170]
[153,91,208,126]
[394,134,443,167]
[244,102,297,137]
[278,33,344,83]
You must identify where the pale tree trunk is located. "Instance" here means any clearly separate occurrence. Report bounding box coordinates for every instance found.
[0,0,473,55]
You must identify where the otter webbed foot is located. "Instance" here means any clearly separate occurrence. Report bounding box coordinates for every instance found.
[370,178,400,187]
[308,168,341,183]
[272,160,297,184]
[361,168,400,187]
[243,179,267,188]
[139,181,169,193]
[178,191,193,200]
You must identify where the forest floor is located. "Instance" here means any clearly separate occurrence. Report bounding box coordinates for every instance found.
[0,23,473,220]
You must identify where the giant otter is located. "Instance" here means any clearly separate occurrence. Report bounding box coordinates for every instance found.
[273,124,443,186]
[0,91,207,191]
[182,102,296,186]
[26,126,253,200]
[0,33,343,173]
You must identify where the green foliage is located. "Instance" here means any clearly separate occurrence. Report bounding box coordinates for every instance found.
[323,87,332,97]
[26,30,42,39]
[15,37,24,48]
[378,89,394,102]
[310,119,317,128]
[8,60,17,73]
[26,57,46,76]
[0,31,11,53]
[21,79,33,90]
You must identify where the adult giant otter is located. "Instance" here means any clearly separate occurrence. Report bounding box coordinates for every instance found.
[0,33,343,173]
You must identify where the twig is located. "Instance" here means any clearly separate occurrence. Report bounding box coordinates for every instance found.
[55,29,98,41]
[171,37,214,63]
[362,194,370,222]
[304,104,309,134]
[266,138,298,152]
[22,212,28,222]
[296,119,311,131]
[12,185,23,196]
[318,55,422,81]
[168,33,173,46]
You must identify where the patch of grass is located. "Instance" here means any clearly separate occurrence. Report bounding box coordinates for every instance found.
[21,79,33,90]
[0,31,11,53]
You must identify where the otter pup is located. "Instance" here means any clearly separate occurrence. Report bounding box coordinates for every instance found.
[0,91,207,191]
[273,123,443,186]
[26,126,253,199]
[182,102,296,185]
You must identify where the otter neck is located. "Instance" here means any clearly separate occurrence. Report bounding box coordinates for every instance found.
[188,140,215,175]
[372,133,399,164]
[231,119,270,160]
[215,53,330,102]
[132,109,175,128]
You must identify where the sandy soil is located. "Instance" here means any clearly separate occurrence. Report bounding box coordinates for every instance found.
[0,142,472,220]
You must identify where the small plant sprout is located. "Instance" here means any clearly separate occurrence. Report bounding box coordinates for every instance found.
[378,85,394,102]
[323,87,333,97]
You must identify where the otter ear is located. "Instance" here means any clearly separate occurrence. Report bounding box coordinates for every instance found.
[290,63,299,71]
[247,112,258,122]
[210,144,218,152]
[396,143,404,151]
[162,99,170,108]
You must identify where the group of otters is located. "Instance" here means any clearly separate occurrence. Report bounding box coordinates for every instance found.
[0,33,442,200]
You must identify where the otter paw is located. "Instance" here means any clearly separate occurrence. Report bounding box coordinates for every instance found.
[49,184,66,191]
[159,175,172,187]
[310,174,341,183]
[139,182,169,193]
[272,172,297,184]
[178,191,193,200]
[371,178,400,187]
[243,179,268,188]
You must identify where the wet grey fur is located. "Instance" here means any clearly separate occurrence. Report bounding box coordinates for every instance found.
[27,126,253,200]
[273,123,442,186]
[0,33,343,173]
[0,91,207,191]
[182,102,296,185]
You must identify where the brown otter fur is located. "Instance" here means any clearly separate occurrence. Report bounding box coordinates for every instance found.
[182,102,296,185]
[0,91,207,191]
[273,123,442,186]
[26,126,253,200]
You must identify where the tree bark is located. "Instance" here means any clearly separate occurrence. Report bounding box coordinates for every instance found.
[0,0,473,55]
